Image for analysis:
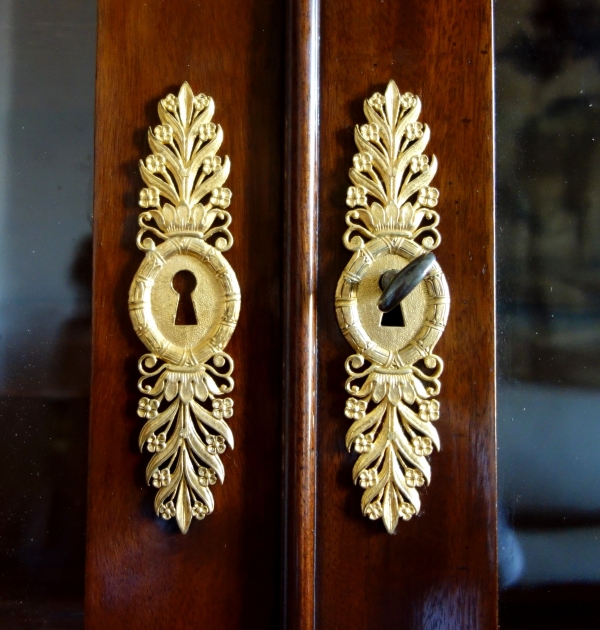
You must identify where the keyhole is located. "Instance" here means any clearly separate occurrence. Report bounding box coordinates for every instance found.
[378,270,405,327]
[380,303,406,327]
[172,270,198,326]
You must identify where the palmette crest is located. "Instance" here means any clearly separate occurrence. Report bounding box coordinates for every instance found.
[336,81,449,534]
[344,81,440,252]
[137,82,233,251]
[129,83,240,534]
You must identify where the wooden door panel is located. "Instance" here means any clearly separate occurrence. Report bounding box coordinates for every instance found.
[316,1,496,628]
[87,1,285,627]
[89,0,496,627]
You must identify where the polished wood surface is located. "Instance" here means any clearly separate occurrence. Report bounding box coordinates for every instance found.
[89,0,496,626]
[283,0,319,628]
[87,0,285,627]
[315,0,497,628]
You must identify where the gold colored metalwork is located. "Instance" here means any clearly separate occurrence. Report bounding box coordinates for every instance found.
[335,81,450,534]
[129,83,240,533]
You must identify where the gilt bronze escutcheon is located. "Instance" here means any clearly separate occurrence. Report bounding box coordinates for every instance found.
[129,83,240,533]
[335,81,450,533]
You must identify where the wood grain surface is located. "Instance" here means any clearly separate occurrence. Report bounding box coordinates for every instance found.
[86,0,285,627]
[315,0,497,628]
[282,0,319,628]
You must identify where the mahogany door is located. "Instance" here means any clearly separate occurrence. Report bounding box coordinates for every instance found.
[87,0,495,628]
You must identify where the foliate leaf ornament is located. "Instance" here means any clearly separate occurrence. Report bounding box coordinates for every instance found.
[129,83,240,533]
[335,81,450,534]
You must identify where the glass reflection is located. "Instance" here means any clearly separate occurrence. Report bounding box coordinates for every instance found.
[497,0,600,627]
[0,0,95,626]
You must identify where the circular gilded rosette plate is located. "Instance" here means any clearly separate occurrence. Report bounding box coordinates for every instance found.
[128,236,241,366]
[335,236,449,367]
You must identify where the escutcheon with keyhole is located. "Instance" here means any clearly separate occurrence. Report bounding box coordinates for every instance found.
[130,238,239,366]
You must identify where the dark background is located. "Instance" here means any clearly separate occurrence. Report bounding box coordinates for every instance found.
[496,0,600,627]
[0,0,94,626]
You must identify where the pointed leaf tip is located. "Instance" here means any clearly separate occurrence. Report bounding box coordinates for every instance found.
[386,79,399,93]
[382,482,399,534]
[385,80,401,128]
[176,478,193,534]
[178,82,194,127]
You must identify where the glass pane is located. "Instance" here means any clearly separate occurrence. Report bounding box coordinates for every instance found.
[496,0,600,627]
[0,0,95,626]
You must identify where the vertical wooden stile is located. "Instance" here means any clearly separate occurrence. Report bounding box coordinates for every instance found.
[283,0,320,628]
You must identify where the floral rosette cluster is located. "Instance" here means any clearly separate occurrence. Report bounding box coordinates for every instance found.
[344,81,441,252]
[344,353,443,533]
[136,352,235,533]
[136,82,233,252]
